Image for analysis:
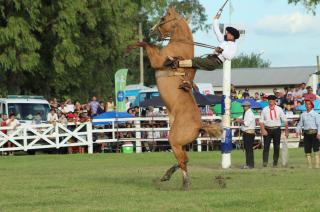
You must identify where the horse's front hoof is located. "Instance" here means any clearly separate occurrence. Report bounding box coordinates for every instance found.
[182,180,190,191]
[179,81,192,92]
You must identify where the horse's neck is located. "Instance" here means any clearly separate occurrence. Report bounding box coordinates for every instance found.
[171,19,193,43]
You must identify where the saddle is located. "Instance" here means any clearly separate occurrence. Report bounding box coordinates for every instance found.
[161,56,196,92]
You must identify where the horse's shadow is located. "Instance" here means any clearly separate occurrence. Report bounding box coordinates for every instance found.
[91,173,219,191]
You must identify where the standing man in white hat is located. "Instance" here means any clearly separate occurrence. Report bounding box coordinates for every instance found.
[236,101,256,169]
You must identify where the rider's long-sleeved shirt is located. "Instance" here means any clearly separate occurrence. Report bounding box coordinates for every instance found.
[213,19,237,62]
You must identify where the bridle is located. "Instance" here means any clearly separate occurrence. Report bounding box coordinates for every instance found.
[150,15,216,50]
[150,15,181,40]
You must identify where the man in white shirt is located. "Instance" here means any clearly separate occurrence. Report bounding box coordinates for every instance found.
[260,95,289,167]
[296,100,320,168]
[164,10,239,91]
[236,101,256,169]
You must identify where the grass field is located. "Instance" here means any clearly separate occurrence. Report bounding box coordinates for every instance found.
[0,149,320,212]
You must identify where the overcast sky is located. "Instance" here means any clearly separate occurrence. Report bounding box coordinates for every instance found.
[194,0,320,67]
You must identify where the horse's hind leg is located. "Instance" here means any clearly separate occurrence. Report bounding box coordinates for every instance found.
[172,144,190,190]
[160,164,179,182]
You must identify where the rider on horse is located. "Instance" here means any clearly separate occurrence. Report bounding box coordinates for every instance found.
[164,11,240,91]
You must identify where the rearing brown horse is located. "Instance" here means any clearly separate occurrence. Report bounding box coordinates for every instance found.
[130,7,221,190]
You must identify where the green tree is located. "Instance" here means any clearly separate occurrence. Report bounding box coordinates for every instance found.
[231,53,271,68]
[0,0,208,102]
[288,0,320,13]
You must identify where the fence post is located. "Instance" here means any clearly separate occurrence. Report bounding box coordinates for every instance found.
[55,123,60,149]
[87,122,93,154]
[23,126,28,151]
[197,139,202,152]
[135,119,142,153]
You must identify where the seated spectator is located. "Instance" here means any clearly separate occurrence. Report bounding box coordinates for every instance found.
[254,92,260,100]
[58,104,68,114]
[96,101,105,115]
[125,97,131,111]
[275,91,283,106]
[79,111,90,122]
[293,84,304,101]
[75,101,82,111]
[1,114,8,135]
[301,82,307,95]
[163,106,168,116]
[47,108,59,124]
[134,106,140,117]
[127,108,135,115]
[282,93,294,107]
[84,103,92,117]
[50,98,59,109]
[256,93,264,102]
[146,106,156,117]
[106,96,115,112]
[243,93,250,99]
[32,112,42,125]
[242,88,250,99]
[89,96,99,116]
[303,86,316,101]
[65,99,75,113]
[1,114,11,155]
[237,90,243,99]
[6,114,20,156]
[231,91,237,99]
[59,114,68,125]
[158,107,166,116]
[284,102,294,116]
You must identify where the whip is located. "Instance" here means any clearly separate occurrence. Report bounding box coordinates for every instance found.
[217,0,230,15]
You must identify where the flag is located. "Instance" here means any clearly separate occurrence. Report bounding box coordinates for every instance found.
[229,0,234,14]
[115,69,128,112]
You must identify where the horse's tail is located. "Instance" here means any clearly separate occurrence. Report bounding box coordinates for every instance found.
[201,123,223,138]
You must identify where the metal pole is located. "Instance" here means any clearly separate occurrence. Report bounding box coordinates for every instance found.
[316,56,320,95]
[221,60,232,169]
[229,0,232,26]
[139,23,144,85]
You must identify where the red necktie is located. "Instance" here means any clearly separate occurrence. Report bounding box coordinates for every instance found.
[269,106,277,120]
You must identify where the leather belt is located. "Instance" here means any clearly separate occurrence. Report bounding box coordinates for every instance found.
[304,129,317,135]
[265,126,280,130]
[244,129,255,134]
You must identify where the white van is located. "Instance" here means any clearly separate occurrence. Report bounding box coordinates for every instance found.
[0,95,51,124]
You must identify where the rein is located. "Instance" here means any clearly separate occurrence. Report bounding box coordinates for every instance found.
[162,38,216,50]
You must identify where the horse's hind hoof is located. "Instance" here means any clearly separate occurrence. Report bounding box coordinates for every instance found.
[160,175,170,182]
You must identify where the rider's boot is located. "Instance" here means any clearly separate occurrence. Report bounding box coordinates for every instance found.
[306,153,313,168]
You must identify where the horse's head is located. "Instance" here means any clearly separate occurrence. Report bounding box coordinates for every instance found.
[149,6,181,40]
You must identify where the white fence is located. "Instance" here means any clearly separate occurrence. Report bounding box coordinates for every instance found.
[0,115,302,153]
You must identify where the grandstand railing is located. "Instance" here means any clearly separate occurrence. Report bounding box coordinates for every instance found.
[0,115,301,153]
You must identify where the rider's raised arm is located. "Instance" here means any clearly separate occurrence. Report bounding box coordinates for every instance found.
[213,18,224,43]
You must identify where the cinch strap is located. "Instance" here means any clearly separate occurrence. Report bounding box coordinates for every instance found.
[155,69,186,78]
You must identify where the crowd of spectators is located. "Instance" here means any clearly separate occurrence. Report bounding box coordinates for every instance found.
[1,83,318,155]
[231,83,317,115]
